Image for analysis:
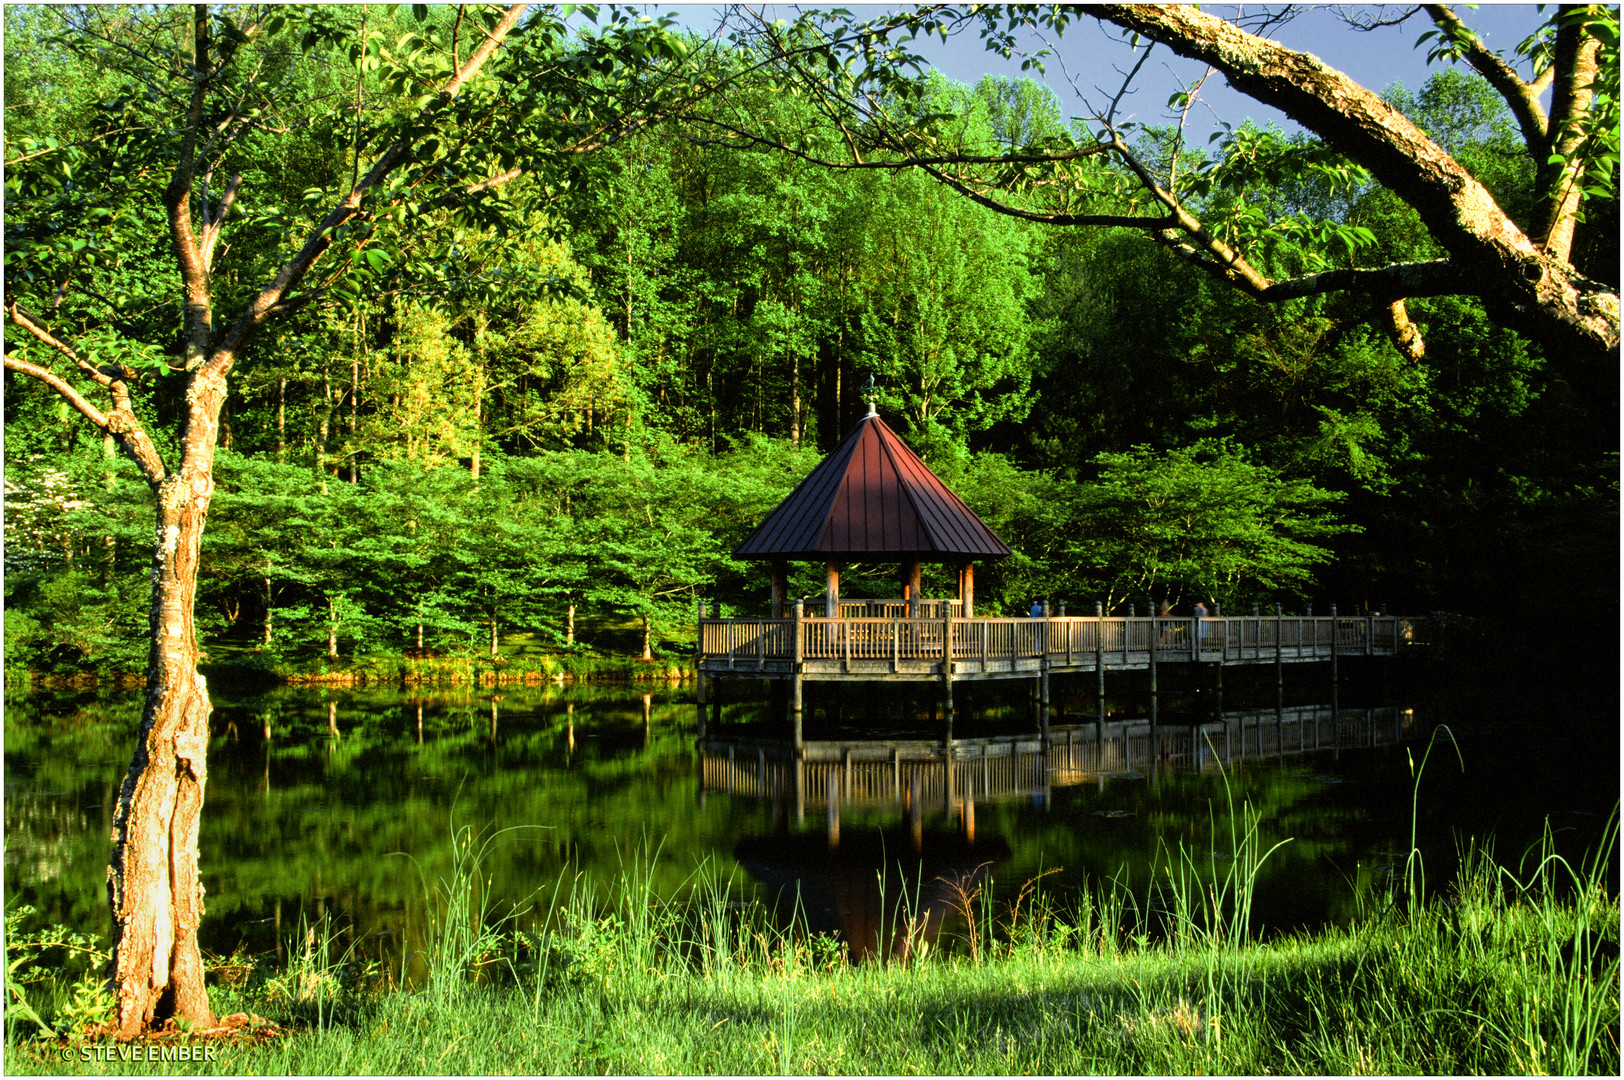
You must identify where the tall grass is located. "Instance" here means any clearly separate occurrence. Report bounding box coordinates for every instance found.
[6,778,1618,1075]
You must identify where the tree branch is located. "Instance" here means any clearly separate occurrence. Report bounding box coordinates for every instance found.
[205,3,530,377]
[3,353,109,429]
[1093,4,1617,362]
[1423,5,1550,157]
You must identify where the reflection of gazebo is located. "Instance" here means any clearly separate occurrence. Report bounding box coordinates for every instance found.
[734,828,1008,963]
[732,403,1011,619]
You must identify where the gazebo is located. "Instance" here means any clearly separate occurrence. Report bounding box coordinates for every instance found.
[732,402,1011,618]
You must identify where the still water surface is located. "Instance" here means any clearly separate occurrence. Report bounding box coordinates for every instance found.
[4,670,1614,965]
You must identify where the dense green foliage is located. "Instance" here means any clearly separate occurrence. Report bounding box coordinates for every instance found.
[3,6,1615,678]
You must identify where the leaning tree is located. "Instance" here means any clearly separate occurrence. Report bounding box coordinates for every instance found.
[712,3,1618,370]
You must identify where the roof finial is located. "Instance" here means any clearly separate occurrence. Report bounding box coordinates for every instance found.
[860,371,877,416]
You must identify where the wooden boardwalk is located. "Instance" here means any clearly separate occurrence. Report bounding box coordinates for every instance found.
[699,613,1411,682]
[700,705,1415,819]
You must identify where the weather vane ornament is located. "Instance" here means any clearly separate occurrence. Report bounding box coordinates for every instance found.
[860,371,877,415]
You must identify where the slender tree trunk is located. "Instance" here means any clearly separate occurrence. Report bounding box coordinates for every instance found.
[316,364,331,494]
[327,595,338,658]
[641,612,652,661]
[791,349,802,448]
[106,388,223,1037]
[275,376,287,462]
[566,602,575,647]
[471,321,484,480]
[348,351,359,484]
[262,554,272,646]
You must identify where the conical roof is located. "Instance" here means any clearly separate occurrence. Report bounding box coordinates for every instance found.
[732,410,1011,561]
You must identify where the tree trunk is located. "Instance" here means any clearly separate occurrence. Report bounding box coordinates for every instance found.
[641,613,652,661]
[327,595,338,658]
[348,351,359,484]
[489,608,499,658]
[262,555,272,646]
[566,603,576,647]
[106,430,220,1038]
[275,376,286,462]
[316,364,331,494]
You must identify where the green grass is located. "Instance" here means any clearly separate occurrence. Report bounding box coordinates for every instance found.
[8,797,1618,1076]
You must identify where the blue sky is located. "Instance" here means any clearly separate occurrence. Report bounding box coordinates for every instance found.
[663,4,1553,139]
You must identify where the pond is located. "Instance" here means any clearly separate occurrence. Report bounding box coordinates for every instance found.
[4,662,1616,969]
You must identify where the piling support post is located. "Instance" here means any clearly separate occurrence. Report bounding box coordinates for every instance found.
[792,599,805,755]
[942,607,956,740]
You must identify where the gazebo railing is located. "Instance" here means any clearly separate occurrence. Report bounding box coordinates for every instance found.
[837,598,962,619]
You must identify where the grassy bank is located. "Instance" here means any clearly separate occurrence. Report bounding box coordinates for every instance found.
[7,797,1618,1076]
[8,617,700,689]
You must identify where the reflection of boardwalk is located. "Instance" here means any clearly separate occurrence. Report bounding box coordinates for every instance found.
[700,705,1416,814]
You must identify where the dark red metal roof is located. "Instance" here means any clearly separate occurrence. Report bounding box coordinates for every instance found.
[733,410,1012,561]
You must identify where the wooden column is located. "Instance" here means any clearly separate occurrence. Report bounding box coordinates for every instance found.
[903,560,922,618]
[957,561,975,618]
[825,561,840,619]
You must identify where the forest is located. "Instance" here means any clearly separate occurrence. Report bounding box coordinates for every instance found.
[4,3,1617,679]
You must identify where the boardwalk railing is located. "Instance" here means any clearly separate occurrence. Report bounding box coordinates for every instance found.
[699,614,1411,675]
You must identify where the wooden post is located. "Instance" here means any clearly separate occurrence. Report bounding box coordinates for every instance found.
[792,602,804,754]
[1149,604,1158,696]
[958,561,975,618]
[942,606,956,734]
[696,598,707,694]
[1274,602,1284,691]
[904,560,922,619]
[770,561,789,619]
[825,561,839,619]
[1330,602,1339,686]
[1039,667,1050,741]
[1094,601,1106,738]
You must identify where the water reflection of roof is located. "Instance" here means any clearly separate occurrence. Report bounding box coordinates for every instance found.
[735,828,1010,962]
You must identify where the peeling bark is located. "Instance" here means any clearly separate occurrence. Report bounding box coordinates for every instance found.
[107,373,224,1037]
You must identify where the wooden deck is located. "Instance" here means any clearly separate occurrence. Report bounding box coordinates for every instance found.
[699,613,1412,682]
[700,705,1415,815]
